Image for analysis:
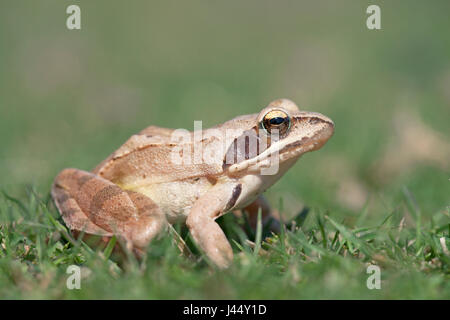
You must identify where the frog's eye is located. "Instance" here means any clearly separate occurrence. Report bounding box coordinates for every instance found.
[261,110,291,136]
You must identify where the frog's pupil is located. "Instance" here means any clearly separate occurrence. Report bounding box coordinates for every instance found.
[269,117,285,125]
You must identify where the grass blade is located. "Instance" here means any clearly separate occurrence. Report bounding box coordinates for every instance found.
[253,209,262,257]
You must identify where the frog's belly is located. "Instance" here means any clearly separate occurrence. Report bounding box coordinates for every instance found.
[131,178,213,224]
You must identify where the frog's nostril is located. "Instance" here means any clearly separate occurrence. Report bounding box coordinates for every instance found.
[305,115,334,128]
[308,118,320,125]
[315,113,334,130]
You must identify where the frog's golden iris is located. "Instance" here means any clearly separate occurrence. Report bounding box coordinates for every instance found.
[261,109,291,136]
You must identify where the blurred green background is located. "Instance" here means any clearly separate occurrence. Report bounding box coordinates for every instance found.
[1,0,448,218]
[0,0,449,299]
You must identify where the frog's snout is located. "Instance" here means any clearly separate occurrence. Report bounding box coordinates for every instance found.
[322,115,335,138]
[302,112,334,151]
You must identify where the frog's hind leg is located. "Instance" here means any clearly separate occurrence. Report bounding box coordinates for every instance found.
[51,169,114,237]
[51,168,167,253]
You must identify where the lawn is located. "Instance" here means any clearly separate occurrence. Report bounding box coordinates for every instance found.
[0,0,449,299]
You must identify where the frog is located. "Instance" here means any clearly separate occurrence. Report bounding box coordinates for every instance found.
[51,98,334,268]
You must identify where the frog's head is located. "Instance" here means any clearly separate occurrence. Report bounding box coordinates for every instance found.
[224,99,334,175]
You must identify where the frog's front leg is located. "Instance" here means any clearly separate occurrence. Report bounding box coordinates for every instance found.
[51,168,167,252]
[186,181,242,269]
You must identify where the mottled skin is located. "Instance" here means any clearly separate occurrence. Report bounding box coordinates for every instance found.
[52,99,334,268]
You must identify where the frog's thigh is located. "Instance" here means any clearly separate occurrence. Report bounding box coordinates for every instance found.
[52,169,113,236]
[235,195,281,233]
[52,168,167,249]
[186,181,241,269]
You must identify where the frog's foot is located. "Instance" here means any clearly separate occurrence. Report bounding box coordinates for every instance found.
[51,168,167,252]
[237,195,281,234]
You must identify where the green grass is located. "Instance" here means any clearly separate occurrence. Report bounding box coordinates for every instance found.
[1,0,450,299]
[0,186,448,299]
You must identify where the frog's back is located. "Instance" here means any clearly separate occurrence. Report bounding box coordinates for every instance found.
[93,113,258,189]
[92,131,223,189]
